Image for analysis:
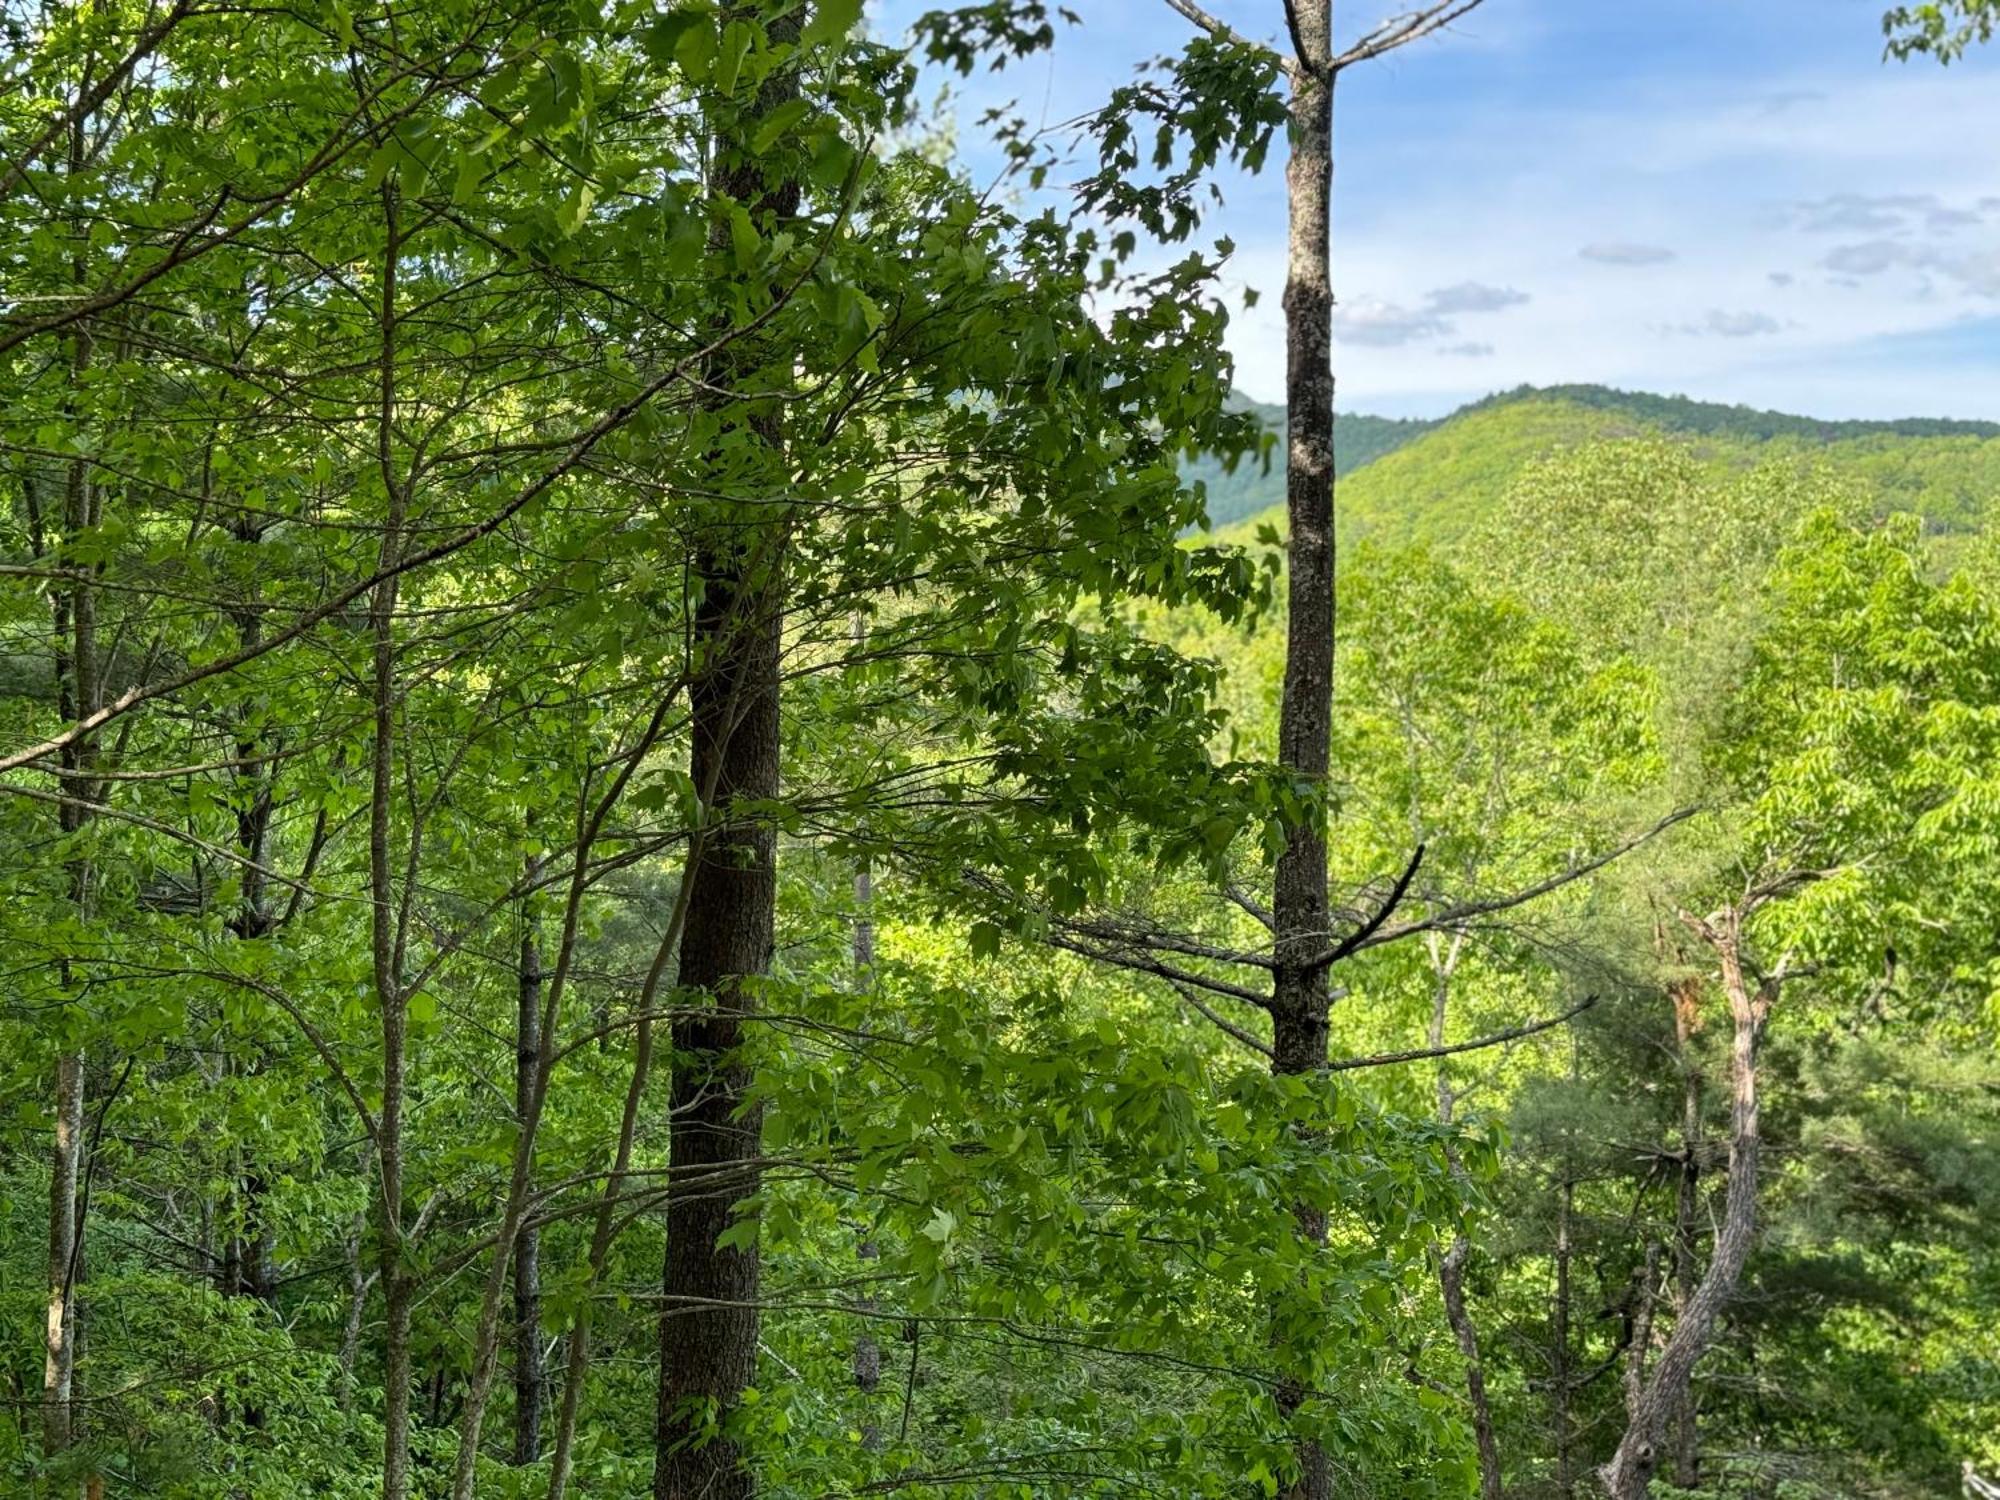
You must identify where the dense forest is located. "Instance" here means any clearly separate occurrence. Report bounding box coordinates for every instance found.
[3,3,1997,1499]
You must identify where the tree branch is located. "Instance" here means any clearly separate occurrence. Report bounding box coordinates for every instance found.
[1157,0,1290,70]
[1323,995,1598,1073]
[1318,808,1698,967]
[1330,1,1488,74]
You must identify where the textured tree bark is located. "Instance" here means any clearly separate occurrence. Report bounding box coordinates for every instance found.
[1602,914,1769,1499]
[655,13,798,1497]
[1269,9,1334,1496]
[513,879,546,1466]
[654,543,783,1500]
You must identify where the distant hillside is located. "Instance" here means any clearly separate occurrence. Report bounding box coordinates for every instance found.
[1199,384,2000,548]
[1183,397,1438,530]
[1466,384,2000,445]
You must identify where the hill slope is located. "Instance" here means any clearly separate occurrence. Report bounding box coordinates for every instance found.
[1184,397,1438,530]
[1201,385,2000,549]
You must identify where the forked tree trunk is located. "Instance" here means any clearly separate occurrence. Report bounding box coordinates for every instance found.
[1602,913,1769,1498]
[1268,5,1335,1496]
[654,11,798,1497]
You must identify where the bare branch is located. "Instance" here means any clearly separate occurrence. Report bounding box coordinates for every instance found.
[1041,931,1274,1010]
[1320,808,1699,966]
[1170,981,1273,1058]
[1157,0,1291,69]
[1308,842,1424,973]
[1322,995,1598,1073]
[1330,1,1488,74]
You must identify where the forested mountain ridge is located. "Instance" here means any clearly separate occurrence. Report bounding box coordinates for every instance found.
[1193,384,2000,541]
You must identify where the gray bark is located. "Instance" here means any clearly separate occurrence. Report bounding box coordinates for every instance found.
[1602,913,1770,1498]
[1269,6,1335,1496]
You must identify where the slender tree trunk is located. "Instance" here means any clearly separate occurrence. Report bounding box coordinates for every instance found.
[1668,981,1703,1490]
[654,11,797,1498]
[370,179,414,1500]
[547,1015,655,1500]
[1428,935,1502,1500]
[513,871,546,1466]
[1268,7,1335,1497]
[549,834,707,1500]
[44,187,98,1466]
[43,1051,85,1461]
[1602,914,1769,1498]
[851,850,881,1449]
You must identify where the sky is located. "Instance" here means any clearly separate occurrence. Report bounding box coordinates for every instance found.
[870,0,2000,421]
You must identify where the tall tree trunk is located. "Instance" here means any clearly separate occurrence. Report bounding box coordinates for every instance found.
[1268,6,1334,1496]
[370,178,414,1500]
[513,875,545,1466]
[654,537,783,1500]
[1602,913,1769,1499]
[655,14,798,1495]
[44,169,99,1463]
[1668,981,1703,1490]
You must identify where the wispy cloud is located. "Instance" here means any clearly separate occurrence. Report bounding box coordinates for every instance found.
[1580,241,1676,265]
[1821,239,2000,296]
[1688,309,1783,338]
[1425,280,1532,313]
[1334,281,1530,347]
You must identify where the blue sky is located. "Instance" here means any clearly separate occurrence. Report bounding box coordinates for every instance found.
[871,1,2000,420]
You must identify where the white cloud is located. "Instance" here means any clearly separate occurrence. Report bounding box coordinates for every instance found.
[1580,241,1677,265]
[1425,280,1531,313]
[1333,297,1452,347]
[1439,341,1496,357]
[1331,281,1529,347]
[1695,309,1784,338]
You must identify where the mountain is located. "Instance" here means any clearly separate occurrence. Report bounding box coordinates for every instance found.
[1183,397,1440,531]
[1193,383,2000,546]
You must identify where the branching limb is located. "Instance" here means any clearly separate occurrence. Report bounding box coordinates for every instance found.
[1318,808,1698,967]
[1170,981,1273,1058]
[1323,995,1598,1074]
[1331,1,1488,73]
